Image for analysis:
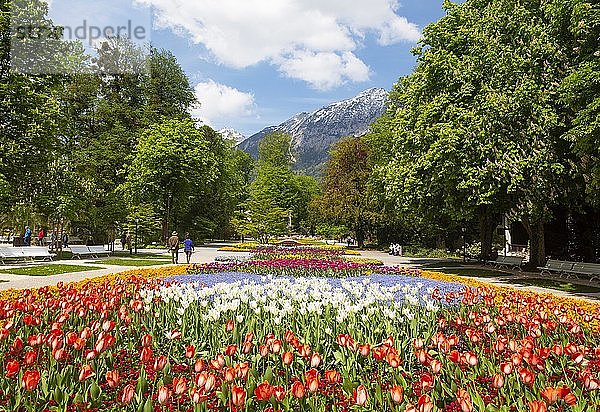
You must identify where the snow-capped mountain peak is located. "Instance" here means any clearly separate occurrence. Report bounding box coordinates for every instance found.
[238,88,388,176]
[218,128,247,144]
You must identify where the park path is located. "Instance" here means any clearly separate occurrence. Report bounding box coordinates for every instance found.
[0,244,597,304]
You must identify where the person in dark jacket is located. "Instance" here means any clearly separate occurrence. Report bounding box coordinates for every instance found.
[167,231,180,264]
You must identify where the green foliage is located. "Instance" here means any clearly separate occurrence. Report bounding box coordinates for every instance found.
[258,131,294,169]
[124,118,218,241]
[317,137,374,247]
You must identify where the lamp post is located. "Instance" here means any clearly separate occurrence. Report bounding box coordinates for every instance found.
[462,225,466,263]
[134,217,139,255]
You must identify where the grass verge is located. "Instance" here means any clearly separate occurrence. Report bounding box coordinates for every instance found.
[0,264,103,276]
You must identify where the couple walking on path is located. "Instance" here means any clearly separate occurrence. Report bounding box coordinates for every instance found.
[167,231,194,264]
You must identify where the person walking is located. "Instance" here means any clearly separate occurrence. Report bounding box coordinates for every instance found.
[62,232,69,248]
[183,233,194,264]
[121,232,127,250]
[125,231,132,254]
[168,231,180,264]
[37,228,45,246]
[23,226,32,246]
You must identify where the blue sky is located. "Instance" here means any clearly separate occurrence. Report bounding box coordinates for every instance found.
[48,1,448,137]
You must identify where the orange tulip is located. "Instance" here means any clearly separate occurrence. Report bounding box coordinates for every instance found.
[105,370,120,388]
[457,388,473,412]
[492,373,504,389]
[528,400,547,412]
[310,352,322,368]
[325,369,342,384]
[416,394,434,412]
[185,345,195,359]
[291,381,305,398]
[78,364,94,382]
[273,385,286,402]
[173,377,187,395]
[390,385,403,404]
[282,351,294,366]
[225,319,234,332]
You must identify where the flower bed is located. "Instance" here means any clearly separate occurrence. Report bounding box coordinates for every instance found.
[0,263,599,411]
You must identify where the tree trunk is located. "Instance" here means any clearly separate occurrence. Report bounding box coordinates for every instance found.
[356,221,365,249]
[435,234,446,250]
[523,218,545,268]
[479,208,496,261]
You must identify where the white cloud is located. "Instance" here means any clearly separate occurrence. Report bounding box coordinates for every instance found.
[277,51,370,90]
[191,80,255,127]
[137,0,420,89]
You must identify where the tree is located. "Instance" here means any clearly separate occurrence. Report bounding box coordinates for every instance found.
[232,198,288,244]
[319,137,373,248]
[369,0,579,265]
[124,118,218,243]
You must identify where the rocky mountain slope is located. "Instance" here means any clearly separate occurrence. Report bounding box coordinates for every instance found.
[238,88,388,176]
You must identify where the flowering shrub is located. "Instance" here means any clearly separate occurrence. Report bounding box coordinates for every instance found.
[0,262,599,411]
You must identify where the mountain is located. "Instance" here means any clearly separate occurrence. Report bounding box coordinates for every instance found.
[238,88,388,176]
[218,127,247,144]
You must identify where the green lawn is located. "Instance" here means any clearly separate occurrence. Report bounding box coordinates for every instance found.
[99,258,171,266]
[109,252,171,259]
[0,264,103,276]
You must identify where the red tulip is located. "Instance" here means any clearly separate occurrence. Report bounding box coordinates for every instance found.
[106,370,120,388]
[273,385,286,402]
[224,344,237,357]
[6,360,19,377]
[254,381,274,401]
[185,345,195,359]
[500,361,513,374]
[165,329,181,340]
[173,377,187,395]
[232,385,246,406]
[519,368,535,386]
[390,385,403,404]
[236,362,249,379]
[358,344,370,357]
[416,394,434,412]
[194,358,206,373]
[140,346,153,363]
[352,385,368,406]
[22,369,41,391]
[120,383,135,404]
[158,385,171,404]
[305,369,320,392]
[420,373,434,392]
[24,350,37,366]
[492,373,504,389]
[271,339,282,354]
[225,319,234,332]
[78,364,94,382]
[154,355,167,372]
[141,334,152,347]
[291,381,305,398]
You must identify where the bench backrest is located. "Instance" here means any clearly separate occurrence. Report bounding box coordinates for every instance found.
[0,247,18,258]
[502,256,523,264]
[26,247,52,257]
[495,255,507,263]
[571,262,600,274]
[88,245,107,253]
[70,245,91,254]
[545,259,572,270]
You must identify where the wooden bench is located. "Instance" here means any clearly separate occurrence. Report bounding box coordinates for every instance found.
[485,255,524,270]
[563,262,600,282]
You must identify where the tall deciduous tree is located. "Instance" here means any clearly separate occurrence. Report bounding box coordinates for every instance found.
[369,0,579,265]
[124,118,218,243]
[319,137,373,248]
